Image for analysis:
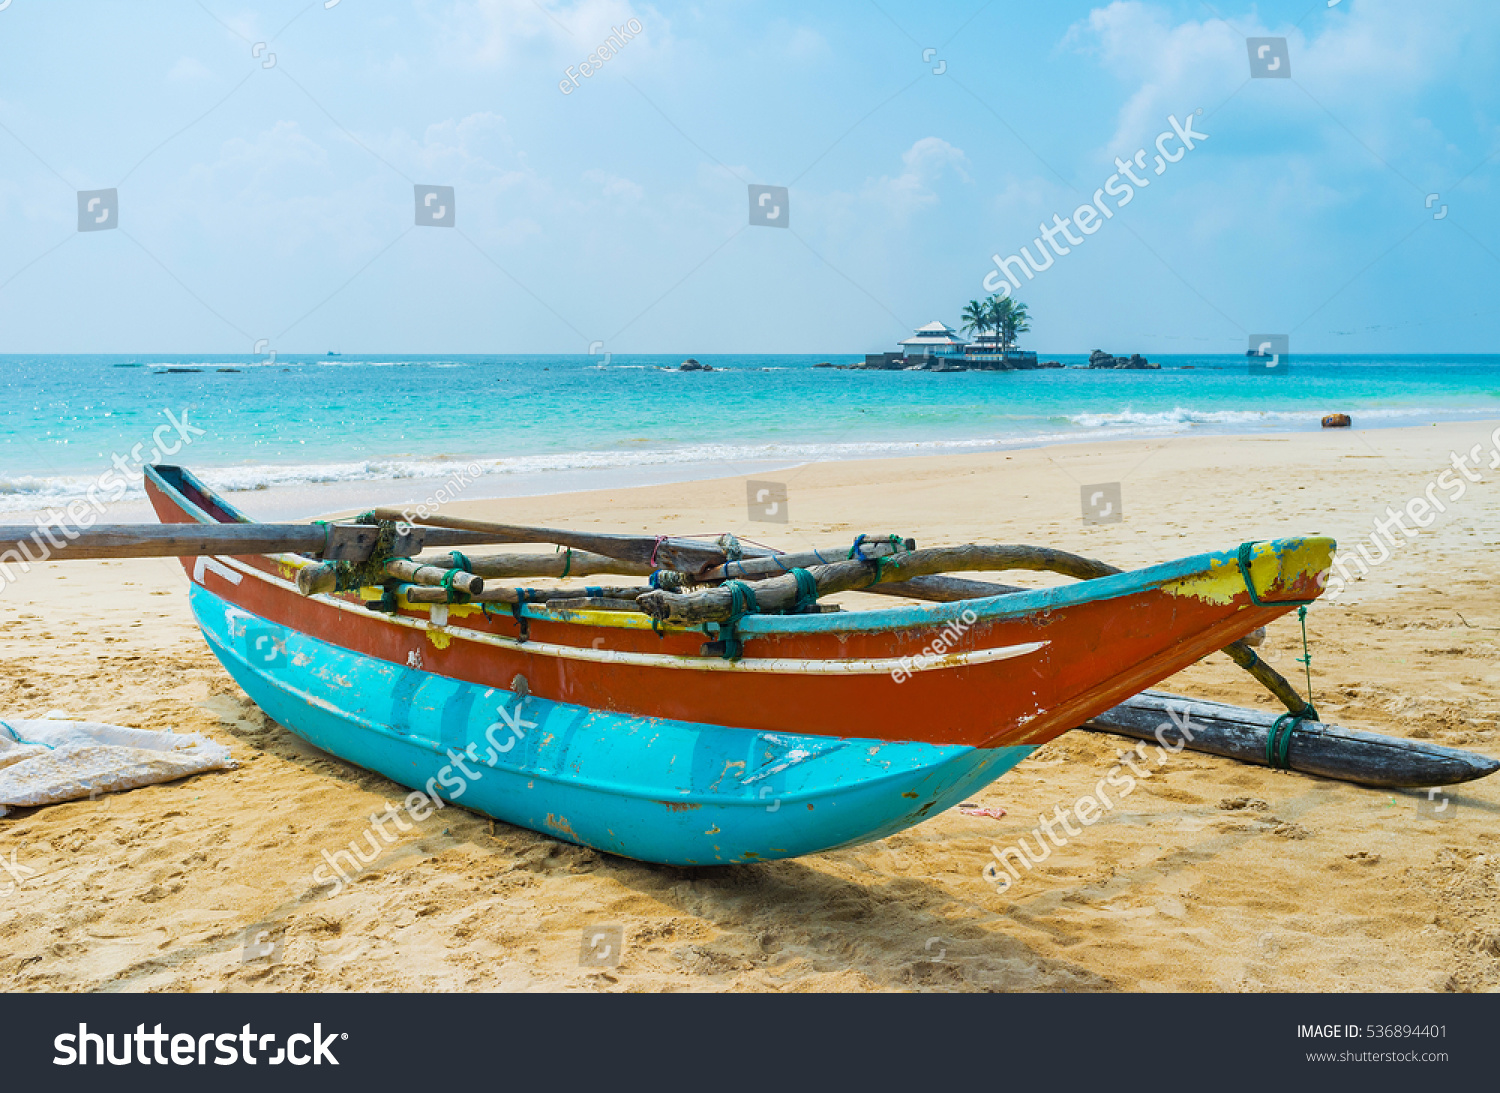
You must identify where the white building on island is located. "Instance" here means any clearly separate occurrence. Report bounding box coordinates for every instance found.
[897,321,966,362]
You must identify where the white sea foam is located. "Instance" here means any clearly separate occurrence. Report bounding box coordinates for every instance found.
[1068,405,1494,429]
[0,438,1017,512]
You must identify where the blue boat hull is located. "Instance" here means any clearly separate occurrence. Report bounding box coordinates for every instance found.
[194,585,1031,865]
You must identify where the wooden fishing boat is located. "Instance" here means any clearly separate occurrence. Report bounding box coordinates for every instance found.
[142,464,1335,866]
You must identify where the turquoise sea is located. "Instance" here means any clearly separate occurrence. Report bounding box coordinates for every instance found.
[0,353,1497,513]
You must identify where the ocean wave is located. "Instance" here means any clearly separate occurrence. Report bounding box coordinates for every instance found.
[0,438,1023,512]
[1068,405,1497,429]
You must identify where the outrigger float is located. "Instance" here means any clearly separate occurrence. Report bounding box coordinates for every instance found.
[0,464,1491,865]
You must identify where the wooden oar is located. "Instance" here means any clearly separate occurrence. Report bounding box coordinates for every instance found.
[0,522,502,562]
[367,508,752,574]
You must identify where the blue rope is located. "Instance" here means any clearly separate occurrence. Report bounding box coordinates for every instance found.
[0,720,53,750]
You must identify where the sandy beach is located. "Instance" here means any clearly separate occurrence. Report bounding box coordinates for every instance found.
[2,421,1498,993]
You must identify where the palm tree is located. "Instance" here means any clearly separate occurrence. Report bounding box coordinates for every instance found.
[959,299,990,338]
[988,296,1030,352]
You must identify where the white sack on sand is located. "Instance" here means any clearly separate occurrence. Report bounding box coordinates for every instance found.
[0,718,234,816]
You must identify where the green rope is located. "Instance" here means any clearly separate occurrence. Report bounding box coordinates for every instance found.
[439,568,471,603]
[1266,710,1308,769]
[559,547,572,579]
[849,533,908,561]
[363,581,400,613]
[333,517,400,591]
[867,553,903,587]
[1235,541,1318,608]
[718,579,760,659]
[789,567,819,613]
[1236,541,1268,607]
[1265,610,1319,768]
[450,551,471,574]
[1295,604,1317,718]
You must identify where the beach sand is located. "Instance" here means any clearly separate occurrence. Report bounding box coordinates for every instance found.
[2,421,1498,993]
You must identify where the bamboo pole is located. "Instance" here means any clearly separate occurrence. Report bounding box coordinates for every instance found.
[412,549,654,580]
[398,583,647,605]
[402,535,912,585]
[368,508,755,574]
[384,558,483,595]
[696,537,913,582]
[635,544,1118,624]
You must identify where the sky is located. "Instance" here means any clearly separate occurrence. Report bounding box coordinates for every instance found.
[0,0,1497,356]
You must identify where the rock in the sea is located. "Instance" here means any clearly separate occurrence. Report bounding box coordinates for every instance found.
[1322,413,1352,428]
[1088,349,1158,369]
[1038,360,1064,368]
[813,361,835,368]
[679,359,707,371]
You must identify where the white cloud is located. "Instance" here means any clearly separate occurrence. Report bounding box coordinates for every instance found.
[430,0,664,67]
[166,57,214,82]
[864,136,971,217]
[1068,0,1499,168]
[581,168,644,201]
[783,24,828,61]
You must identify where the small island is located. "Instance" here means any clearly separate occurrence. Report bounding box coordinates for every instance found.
[853,294,1158,371]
